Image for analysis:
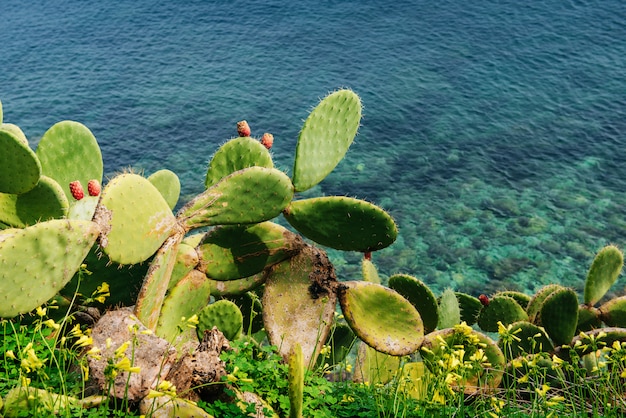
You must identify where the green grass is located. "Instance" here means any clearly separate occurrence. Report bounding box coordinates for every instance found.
[2,302,626,417]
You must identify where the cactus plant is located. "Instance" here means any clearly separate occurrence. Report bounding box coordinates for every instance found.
[584,244,624,306]
[388,273,439,334]
[288,343,304,418]
[0,130,41,195]
[196,299,244,341]
[0,175,68,227]
[148,169,181,210]
[539,287,579,346]
[437,288,461,329]
[477,294,529,333]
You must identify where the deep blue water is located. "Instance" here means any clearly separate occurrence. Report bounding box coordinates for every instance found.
[2,0,626,296]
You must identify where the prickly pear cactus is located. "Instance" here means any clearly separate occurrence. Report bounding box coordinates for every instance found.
[599,296,626,327]
[527,284,564,324]
[288,343,304,418]
[196,221,304,281]
[0,175,68,227]
[388,274,439,334]
[292,89,361,192]
[1,123,29,145]
[263,245,337,366]
[148,169,181,210]
[477,294,529,333]
[455,292,483,326]
[196,299,244,341]
[283,196,397,252]
[0,129,41,195]
[352,344,401,385]
[0,219,100,317]
[361,258,382,283]
[438,288,461,329]
[178,166,294,230]
[339,281,424,356]
[156,270,212,344]
[584,244,624,306]
[204,136,274,188]
[540,287,578,346]
[95,173,177,265]
[497,321,553,358]
[35,121,103,220]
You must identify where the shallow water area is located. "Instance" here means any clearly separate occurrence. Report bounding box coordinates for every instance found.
[2,0,626,297]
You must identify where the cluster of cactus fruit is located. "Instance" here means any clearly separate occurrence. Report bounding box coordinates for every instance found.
[4,90,626,416]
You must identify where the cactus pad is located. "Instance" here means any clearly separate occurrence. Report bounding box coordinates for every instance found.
[526,284,564,324]
[497,321,553,358]
[0,130,41,194]
[197,299,243,341]
[361,258,381,283]
[577,305,602,332]
[208,273,267,297]
[388,274,439,334]
[262,245,337,365]
[288,343,304,418]
[284,196,398,252]
[339,281,424,356]
[540,287,579,346]
[96,173,176,265]
[599,296,626,327]
[196,222,304,281]
[292,89,361,192]
[0,219,100,317]
[0,176,68,227]
[438,288,461,329]
[169,242,200,290]
[35,121,103,206]
[421,327,505,394]
[156,270,212,344]
[477,295,528,333]
[496,291,531,310]
[178,166,294,230]
[584,244,624,306]
[353,343,401,385]
[148,169,181,210]
[455,292,483,326]
[204,136,274,188]
[1,123,28,145]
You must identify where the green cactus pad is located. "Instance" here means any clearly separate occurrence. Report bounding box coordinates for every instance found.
[197,299,244,341]
[148,169,181,210]
[168,242,200,290]
[204,136,274,188]
[567,327,626,357]
[36,121,103,205]
[388,274,438,334]
[361,258,381,283]
[339,281,423,356]
[208,272,267,297]
[156,270,212,344]
[61,244,148,307]
[225,292,264,335]
[1,123,28,145]
[584,244,624,306]
[496,291,531,310]
[284,196,398,252]
[526,284,564,324]
[134,233,183,330]
[196,221,304,281]
[577,305,602,332]
[438,288,461,329]
[455,292,483,326]
[599,296,626,327]
[497,321,553,359]
[421,327,505,394]
[262,245,337,365]
[292,89,361,192]
[0,176,69,227]
[96,173,176,265]
[288,343,304,418]
[322,322,356,367]
[477,295,529,333]
[178,166,294,230]
[353,343,401,385]
[541,287,579,346]
[0,130,41,194]
[0,219,100,317]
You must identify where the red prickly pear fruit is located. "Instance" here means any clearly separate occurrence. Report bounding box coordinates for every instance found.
[87,179,101,196]
[69,180,84,200]
[261,132,274,149]
[364,252,372,260]
[237,120,251,137]
[478,294,490,306]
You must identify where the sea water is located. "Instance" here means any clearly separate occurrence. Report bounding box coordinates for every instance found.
[2,0,626,296]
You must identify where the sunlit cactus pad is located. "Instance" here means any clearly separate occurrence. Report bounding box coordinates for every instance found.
[148,169,181,210]
[339,281,423,356]
[388,274,439,334]
[584,244,623,306]
[204,136,274,188]
[0,175,68,227]
[0,219,100,317]
[477,294,528,333]
[96,173,176,265]
[292,89,361,192]
[0,129,41,194]
[284,196,397,252]
[178,166,294,230]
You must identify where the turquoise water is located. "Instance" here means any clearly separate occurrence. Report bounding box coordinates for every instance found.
[3,0,626,296]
